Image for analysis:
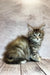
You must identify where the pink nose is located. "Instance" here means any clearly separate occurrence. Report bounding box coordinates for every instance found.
[37,37,39,40]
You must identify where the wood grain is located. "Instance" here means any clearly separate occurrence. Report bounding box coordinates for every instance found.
[0,59,4,73]
[20,62,45,75]
[0,59,50,75]
[0,60,20,75]
[37,59,50,75]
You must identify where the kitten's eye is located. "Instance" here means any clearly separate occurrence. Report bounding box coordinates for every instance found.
[33,34,35,36]
[39,33,41,36]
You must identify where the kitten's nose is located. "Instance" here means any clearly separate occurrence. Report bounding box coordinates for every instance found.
[37,36,39,40]
[37,38,38,40]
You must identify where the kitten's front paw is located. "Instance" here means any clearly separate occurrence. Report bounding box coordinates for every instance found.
[31,54,41,62]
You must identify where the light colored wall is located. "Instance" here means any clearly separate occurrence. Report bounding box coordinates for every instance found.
[0,0,50,59]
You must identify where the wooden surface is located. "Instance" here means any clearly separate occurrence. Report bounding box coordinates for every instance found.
[0,59,50,75]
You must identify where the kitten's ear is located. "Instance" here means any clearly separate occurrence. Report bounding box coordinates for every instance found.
[27,24,33,32]
[40,24,45,30]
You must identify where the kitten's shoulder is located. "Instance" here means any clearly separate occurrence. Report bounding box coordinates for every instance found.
[16,35,28,43]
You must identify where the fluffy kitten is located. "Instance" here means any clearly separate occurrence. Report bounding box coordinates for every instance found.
[3,24,45,64]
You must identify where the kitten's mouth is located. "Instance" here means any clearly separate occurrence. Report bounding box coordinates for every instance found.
[33,39,41,42]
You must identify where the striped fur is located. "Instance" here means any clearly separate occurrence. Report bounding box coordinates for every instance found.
[3,25,45,64]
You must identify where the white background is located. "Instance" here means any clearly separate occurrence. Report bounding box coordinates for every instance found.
[0,0,50,59]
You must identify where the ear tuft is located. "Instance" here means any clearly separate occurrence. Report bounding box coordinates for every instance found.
[27,24,33,32]
[40,24,45,30]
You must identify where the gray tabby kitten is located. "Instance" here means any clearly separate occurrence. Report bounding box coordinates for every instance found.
[3,24,45,64]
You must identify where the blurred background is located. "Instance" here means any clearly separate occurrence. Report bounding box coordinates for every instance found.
[0,0,50,59]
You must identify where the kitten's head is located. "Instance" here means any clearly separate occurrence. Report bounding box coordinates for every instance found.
[28,24,45,43]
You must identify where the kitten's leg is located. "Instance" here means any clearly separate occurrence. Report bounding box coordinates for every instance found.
[30,52,41,62]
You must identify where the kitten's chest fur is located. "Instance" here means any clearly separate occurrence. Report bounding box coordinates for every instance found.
[29,41,41,52]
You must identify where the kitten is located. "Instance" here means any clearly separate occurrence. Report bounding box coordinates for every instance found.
[3,24,45,64]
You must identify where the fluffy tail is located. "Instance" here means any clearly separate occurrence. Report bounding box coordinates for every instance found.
[3,52,26,64]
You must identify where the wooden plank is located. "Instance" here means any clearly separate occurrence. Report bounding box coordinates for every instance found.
[20,62,45,75]
[0,60,20,75]
[0,59,4,68]
[37,59,50,75]
[0,59,4,73]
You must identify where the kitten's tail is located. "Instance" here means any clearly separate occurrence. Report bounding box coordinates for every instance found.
[3,55,16,64]
[3,52,26,64]
[3,57,26,64]
[3,51,16,64]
